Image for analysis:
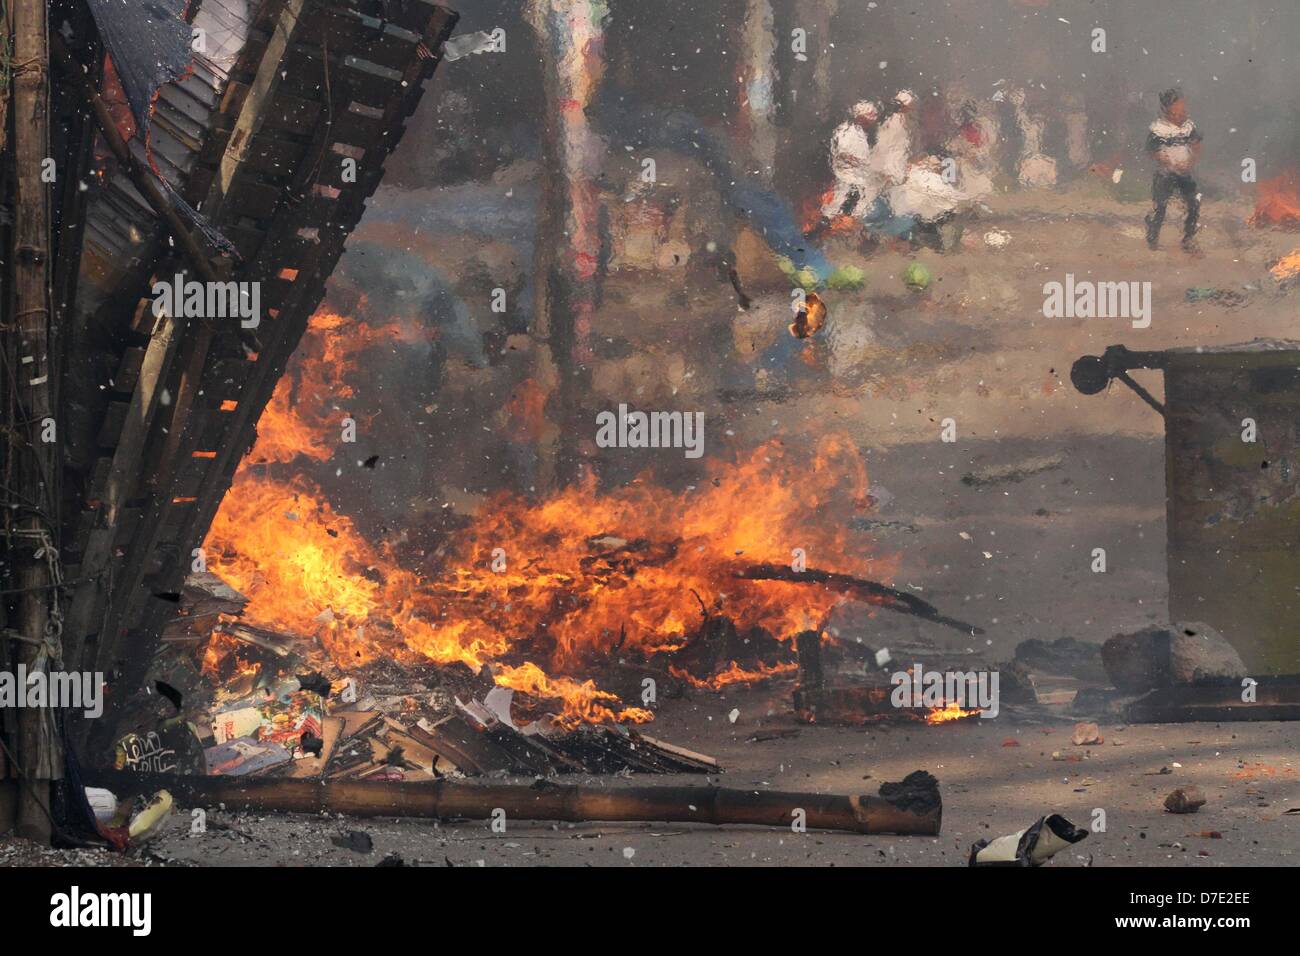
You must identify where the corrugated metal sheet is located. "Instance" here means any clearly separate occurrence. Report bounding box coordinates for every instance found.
[73,0,257,316]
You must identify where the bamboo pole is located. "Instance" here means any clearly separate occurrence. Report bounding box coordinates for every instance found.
[7,0,59,842]
[90,770,942,835]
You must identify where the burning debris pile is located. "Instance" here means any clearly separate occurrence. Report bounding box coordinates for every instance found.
[142,578,718,779]
[102,306,853,774]
[187,314,891,685]
[109,302,1005,777]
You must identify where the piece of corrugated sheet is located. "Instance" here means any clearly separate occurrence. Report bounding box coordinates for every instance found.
[73,0,258,319]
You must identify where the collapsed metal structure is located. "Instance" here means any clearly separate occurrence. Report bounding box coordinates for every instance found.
[2,0,457,839]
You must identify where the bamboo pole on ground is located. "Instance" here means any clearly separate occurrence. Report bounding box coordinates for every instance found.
[91,769,942,836]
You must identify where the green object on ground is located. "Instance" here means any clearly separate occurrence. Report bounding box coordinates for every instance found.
[777,257,822,291]
[826,264,866,291]
[903,260,931,291]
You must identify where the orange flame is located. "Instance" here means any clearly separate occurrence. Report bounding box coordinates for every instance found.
[669,660,799,690]
[205,308,893,724]
[924,700,980,724]
[494,662,652,729]
[1251,171,1300,229]
[249,308,430,465]
[1269,249,1300,281]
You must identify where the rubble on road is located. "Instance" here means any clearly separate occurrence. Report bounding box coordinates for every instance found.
[1164,786,1208,814]
[1070,722,1103,746]
[1102,621,1246,691]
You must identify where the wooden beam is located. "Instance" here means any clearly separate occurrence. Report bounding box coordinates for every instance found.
[203,0,308,222]
[62,311,186,672]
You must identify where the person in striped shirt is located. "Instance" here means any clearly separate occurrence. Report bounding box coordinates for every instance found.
[1144,89,1203,251]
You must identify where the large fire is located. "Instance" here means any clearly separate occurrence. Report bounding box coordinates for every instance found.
[205,309,894,725]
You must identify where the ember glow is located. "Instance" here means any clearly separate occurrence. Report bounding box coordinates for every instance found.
[205,309,893,725]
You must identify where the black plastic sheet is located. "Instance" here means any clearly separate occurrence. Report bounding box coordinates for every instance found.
[85,0,235,255]
[85,0,192,136]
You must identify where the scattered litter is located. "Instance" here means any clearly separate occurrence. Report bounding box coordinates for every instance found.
[206,737,292,776]
[962,452,1065,487]
[127,790,173,843]
[443,30,501,62]
[1185,286,1247,307]
[84,787,118,824]
[982,229,1011,249]
[747,728,800,743]
[969,814,1088,866]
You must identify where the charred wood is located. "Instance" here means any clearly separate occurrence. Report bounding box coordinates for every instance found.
[89,770,943,835]
[735,563,984,634]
